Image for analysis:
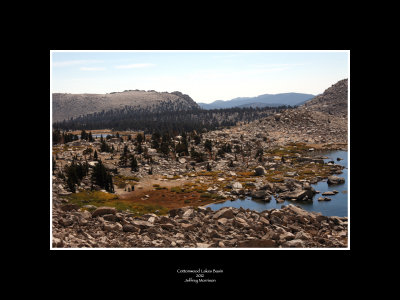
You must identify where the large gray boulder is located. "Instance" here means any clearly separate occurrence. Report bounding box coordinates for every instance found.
[182,208,195,218]
[260,181,274,191]
[283,239,305,248]
[327,176,345,185]
[280,189,314,201]
[91,206,117,218]
[232,182,243,189]
[251,190,271,201]
[131,220,154,229]
[254,166,267,176]
[213,207,234,219]
[103,221,123,232]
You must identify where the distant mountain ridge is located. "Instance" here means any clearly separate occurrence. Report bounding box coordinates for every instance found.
[52,90,200,122]
[198,92,315,109]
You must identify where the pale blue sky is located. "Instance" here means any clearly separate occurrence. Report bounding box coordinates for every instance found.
[51,50,349,103]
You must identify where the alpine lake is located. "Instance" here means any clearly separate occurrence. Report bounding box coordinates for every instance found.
[207,150,348,217]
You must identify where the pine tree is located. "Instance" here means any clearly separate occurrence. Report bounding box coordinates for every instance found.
[228,159,234,168]
[88,131,94,142]
[100,139,112,152]
[80,130,88,140]
[123,145,129,155]
[52,156,56,175]
[136,133,143,144]
[53,129,62,145]
[151,132,160,149]
[194,134,201,145]
[91,160,114,192]
[160,142,169,157]
[119,150,128,167]
[135,143,143,154]
[130,154,139,172]
[93,150,98,161]
[204,139,212,152]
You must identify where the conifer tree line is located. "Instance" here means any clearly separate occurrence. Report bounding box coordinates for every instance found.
[52,129,79,145]
[53,105,295,135]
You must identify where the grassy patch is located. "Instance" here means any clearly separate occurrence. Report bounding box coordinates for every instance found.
[170,186,185,193]
[114,175,140,182]
[66,190,119,207]
[200,192,212,198]
[194,186,207,193]
[65,190,168,215]
[200,193,225,200]
[153,184,167,190]
[265,143,309,158]
[197,171,220,177]
[237,171,254,177]
[154,186,167,190]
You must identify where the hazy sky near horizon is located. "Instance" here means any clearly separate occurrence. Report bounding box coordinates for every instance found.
[51,51,349,103]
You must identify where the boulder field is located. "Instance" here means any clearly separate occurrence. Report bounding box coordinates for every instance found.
[52,204,348,248]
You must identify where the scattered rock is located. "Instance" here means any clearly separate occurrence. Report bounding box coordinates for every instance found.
[103,214,118,222]
[283,239,305,247]
[322,191,336,196]
[58,218,73,227]
[318,197,331,201]
[232,182,243,189]
[103,222,123,232]
[52,204,347,248]
[60,204,80,211]
[196,243,212,248]
[280,189,314,201]
[123,224,139,232]
[131,220,154,229]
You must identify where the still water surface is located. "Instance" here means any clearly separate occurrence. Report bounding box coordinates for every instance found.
[208,150,348,217]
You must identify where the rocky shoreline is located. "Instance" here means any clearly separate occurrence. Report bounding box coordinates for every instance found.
[52,202,348,248]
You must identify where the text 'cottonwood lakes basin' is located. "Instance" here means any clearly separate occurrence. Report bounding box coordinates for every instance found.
[207,150,348,217]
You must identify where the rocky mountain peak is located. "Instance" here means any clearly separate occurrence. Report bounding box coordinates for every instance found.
[302,79,348,117]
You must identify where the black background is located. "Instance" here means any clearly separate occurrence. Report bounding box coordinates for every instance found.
[45,14,359,292]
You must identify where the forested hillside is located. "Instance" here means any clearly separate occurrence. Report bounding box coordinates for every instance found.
[53,105,295,134]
